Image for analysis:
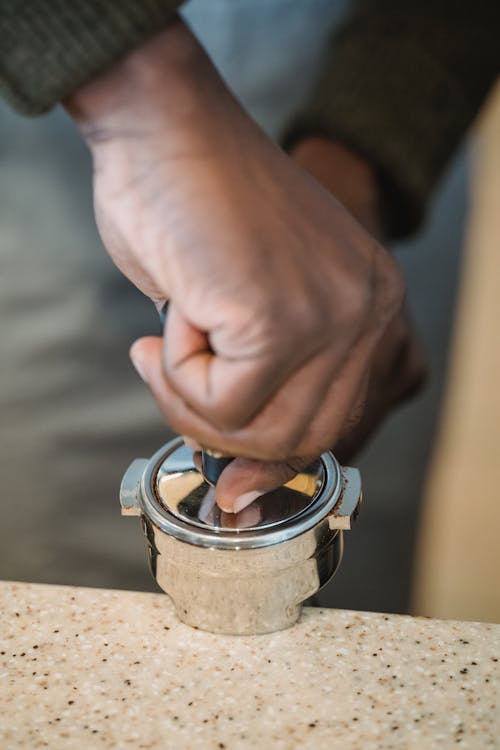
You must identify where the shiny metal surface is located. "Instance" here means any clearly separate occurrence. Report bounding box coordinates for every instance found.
[144,514,343,634]
[120,437,362,634]
[155,442,324,532]
[133,438,342,550]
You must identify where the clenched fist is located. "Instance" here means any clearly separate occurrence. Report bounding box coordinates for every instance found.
[67,21,420,512]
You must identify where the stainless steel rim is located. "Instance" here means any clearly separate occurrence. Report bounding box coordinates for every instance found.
[138,437,343,549]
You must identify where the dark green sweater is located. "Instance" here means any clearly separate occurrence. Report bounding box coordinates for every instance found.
[1,0,499,237]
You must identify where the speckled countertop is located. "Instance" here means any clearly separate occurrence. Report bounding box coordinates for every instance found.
[1,582,498,749]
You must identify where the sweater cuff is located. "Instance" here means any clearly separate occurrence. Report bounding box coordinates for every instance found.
[283,26,498,238]
[0,0,183,115]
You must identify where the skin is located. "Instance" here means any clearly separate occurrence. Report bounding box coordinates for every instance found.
[66,20,425,513]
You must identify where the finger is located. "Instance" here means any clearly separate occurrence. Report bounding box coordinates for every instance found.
[214,345,341,457]
[130,336,243,450]
[164,302,211,380]
[130,330,374,462]
[215,456,314,513]
[332,315,427,462]
[293,337,372,456]
[132,334,337,459]
[164,302,324,431]
[329,376,372,464]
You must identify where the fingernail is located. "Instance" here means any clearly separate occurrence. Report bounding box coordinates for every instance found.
[130,351,148,383]
[233,490,263,514]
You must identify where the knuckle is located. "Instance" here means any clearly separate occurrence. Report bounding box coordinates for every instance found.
[374,248,405,317]
[339,244,406,339]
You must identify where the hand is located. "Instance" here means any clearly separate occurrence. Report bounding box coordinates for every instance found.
[201,140,426,510]
[290,138,427,463]
[67,22,406,510]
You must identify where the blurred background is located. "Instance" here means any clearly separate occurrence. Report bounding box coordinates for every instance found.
[0,1,498,621]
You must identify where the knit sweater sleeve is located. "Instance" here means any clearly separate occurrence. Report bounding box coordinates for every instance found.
[0,0,183,115]
[283,1,500,237]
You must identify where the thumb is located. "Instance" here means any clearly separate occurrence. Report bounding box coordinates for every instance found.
[215,455,315,513]
[129,336,164,385]
[129,338,319,515]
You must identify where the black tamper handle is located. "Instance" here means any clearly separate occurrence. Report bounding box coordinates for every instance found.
[158,302,234,485]
[201,450,234,486]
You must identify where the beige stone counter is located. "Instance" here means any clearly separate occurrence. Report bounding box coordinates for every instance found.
[1,582,498,749]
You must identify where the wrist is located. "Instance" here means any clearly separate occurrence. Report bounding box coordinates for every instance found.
[65,19,206,148]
